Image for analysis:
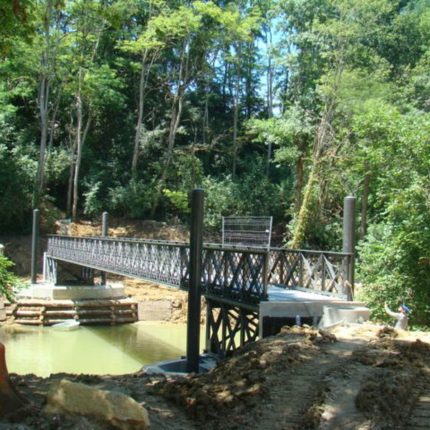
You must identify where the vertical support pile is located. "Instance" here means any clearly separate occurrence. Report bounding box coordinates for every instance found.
[31,209,40,284]
[186,189,204,373]
[101,211,109,285]
[342,195,356,300]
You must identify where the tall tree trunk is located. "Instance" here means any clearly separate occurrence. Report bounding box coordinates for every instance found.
[131,49,158,178]
[66,115,75,218]
[295,154,305,210]
[232,43,242,179]
[289,60,342,248]
[290,102,335,248]
[290,165,317,249]
[131,51,147,178]
[150,41,190,218]
[266,27,273,177]
[232,86,239,179]
[34,72,50,208]
[360,173,370,240]
[67,156,75,218]
[203,81,209,145]
[72,88,83,221]
[71,70,92,220]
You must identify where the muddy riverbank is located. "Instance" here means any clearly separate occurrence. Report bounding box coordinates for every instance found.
[1,324,429,429]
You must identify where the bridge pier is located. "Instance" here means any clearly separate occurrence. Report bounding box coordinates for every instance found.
[205,297,259,357]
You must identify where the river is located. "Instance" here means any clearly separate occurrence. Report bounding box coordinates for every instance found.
[0,322,205,376]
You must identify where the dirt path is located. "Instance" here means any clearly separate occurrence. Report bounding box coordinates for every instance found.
[407,368,430,430]
[253,336,369,430]
[1,324,430,429]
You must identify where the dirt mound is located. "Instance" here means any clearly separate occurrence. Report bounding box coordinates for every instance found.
[0,219,192,277]
[155,327,322,427]
[352,336,430,428]
[1,324,430,429]
[63,219,190,242]
[152,326,430,429]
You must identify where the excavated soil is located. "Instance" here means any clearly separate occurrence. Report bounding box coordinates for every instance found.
[0,324,429,430]
[2,222,430,428]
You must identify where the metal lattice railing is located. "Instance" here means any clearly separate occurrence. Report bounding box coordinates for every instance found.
[267,248,353,298]
[46,236,269,303]
[47,235,189,287]
[203,244,268,303]
[46,236,352,302]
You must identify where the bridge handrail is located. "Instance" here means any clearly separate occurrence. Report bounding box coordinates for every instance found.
[46,235,269,303]
[268,247,352,297]
[270,247,353,257]
[47,235,351,254]
[45,235,352,301]
[46,234,189,247]
[47,235,276,253]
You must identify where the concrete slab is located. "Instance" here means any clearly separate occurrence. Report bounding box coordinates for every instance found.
[16,282,125,300]
[260,286,369,337]
[318,305,370,328]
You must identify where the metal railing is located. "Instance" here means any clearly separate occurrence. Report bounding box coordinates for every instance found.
[46,236,269,303]
[46,236,353,303]
[268,248,353,298]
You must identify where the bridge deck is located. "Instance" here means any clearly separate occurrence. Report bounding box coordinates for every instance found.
[267,285,347,302]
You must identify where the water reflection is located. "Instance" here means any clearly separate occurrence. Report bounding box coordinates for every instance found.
[0,322,203,377]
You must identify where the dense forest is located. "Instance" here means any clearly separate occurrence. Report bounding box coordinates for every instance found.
[1,0,430,324]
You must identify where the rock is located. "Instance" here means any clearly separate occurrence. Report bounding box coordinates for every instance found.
[318,329,337,343]
[44,379,150,430]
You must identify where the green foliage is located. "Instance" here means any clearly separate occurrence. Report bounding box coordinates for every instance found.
[83,180,104,217]
[203,158,283,231]
[355,108,430,325]
[202,176,237,230]
[163,189,190,215]
[0,144,34,233]
[107,179,154,219]
[0,255,18,301]
[168,153,204,192]
[1,0,430,325]
[248,105,314,167]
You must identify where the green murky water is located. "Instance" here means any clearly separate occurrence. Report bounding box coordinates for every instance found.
[0,322,204,377]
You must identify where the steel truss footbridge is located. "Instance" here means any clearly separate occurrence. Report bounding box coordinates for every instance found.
[44,234,353,356]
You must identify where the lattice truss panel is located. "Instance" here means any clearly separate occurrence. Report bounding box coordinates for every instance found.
[46,236,270,301]
[206,299,259,356]
[267,249,351,296]
[47,236,190,287]
[46,236,352,300]
[202,246,268,302]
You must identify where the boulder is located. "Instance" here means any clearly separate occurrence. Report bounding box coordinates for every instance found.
[44,379,150,430]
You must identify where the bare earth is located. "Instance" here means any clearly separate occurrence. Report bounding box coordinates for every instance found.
[1,222,430,429]
[0,323,429,430]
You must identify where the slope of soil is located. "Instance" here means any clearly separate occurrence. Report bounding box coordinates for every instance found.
[1,324,429,430]
[2,221,430,428]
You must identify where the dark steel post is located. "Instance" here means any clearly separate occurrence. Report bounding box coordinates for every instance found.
[342,196,356,300]
[31,209,40,284]
[101,212,109,285]
[187,189,204,373]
